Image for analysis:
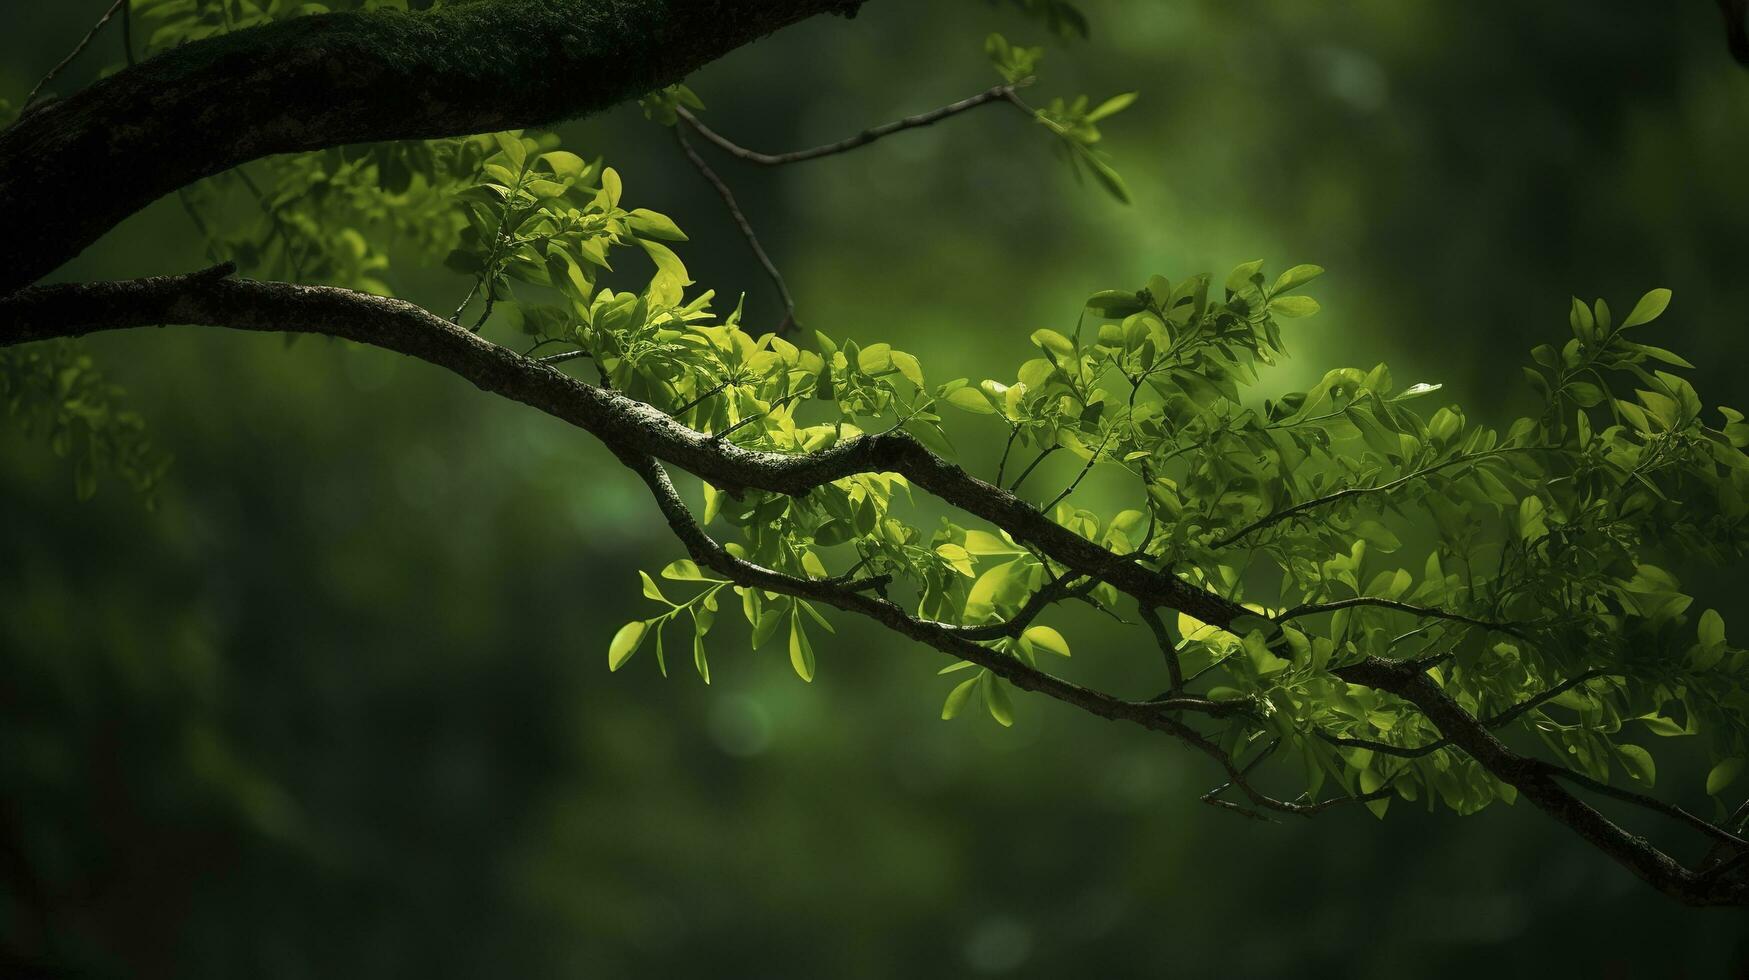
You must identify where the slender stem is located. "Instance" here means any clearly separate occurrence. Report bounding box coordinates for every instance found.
[23,0,128,107]
[459,153,532,330]
[711,390,806,442]
[1140,605,1184,693]
[1273,596,1534,640]
[235,165,306,281]
[451,279,481,325]
[1212,448,1539,549]
[674,84,1015,167]
[673,125,799,335]
[522,337,567,357]
[673,378,733,418]
[1044,429,1114,512]
[536,348,593,367]
[1007,445,1058,494]
[995,427,1018,487]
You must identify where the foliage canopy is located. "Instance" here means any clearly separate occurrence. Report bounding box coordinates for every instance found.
[5,0,1749,907]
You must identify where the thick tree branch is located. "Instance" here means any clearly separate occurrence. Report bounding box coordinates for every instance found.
[0,268,1249,633]
[0,0,867,295]
[1536,761,1749,853]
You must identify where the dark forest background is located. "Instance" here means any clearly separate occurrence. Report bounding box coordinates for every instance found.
[4,1,1749,976]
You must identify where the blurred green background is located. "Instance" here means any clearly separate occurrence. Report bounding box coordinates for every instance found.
[5,1,1749,976]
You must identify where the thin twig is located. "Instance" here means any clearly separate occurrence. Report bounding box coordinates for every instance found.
[23,0,128,108]
[1211,448,1541,550]
[1140,605,1184,693]
[674,125,798,335]
[995,427,1018,488]
[235,165,306,282]
[673,378,733,418]
[674,84,1015,167]
[1486,668,1608,729]
[1007,445,1058,494]
[1274,596,1534,640]
[537,349,593,367]
[1043,429,1113,512]
[710,390,806,443]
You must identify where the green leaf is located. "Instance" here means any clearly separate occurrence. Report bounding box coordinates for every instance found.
[662,559,711,581]
[1621,288,1672,329]
[600,166,623,208]
[941,676,979,720]
[985,675,1015,727]
[943,386,997,414]
[1706,757,1744,796]
[1085,290,1145,316]
[608,620,647,671]
[693,632,710,684]
[638,570,667,602]
[1224,260,1265,293]
[1565,380,1604,407]
[492,132,527,172]
[1268,295,1321,318]
[789,613,816,683]
[1085,91,1138,122]
[625,208,688,241]
[1271,264,1325,293]
[1030,328,1076,361]
[934,543,976,578]
[1699,608,1726,649]
[1394,382,1443,401]
[1023,625,1071,657]
[1638,714,1691,737]
[638,238,690,286]
[1352,520,1401,552]
[891,350,925,388]
[1082,150,1131,204]
[1615,744,1656,786]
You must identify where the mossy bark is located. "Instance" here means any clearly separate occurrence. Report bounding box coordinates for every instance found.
[0,0,864,295]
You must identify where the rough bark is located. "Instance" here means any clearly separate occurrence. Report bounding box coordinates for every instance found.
[0,0,864,295]
[0,266,1237,625]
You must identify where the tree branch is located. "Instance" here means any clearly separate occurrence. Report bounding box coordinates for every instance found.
[0,0,869,295]
[1333,656,1749,906]
[8,268,1747,906]
[611,448,1250,733]
[1320,668,1610,759]
[0,268,1250,632]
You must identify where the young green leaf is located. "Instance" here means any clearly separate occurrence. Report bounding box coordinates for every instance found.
[608,620,648,671]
